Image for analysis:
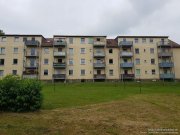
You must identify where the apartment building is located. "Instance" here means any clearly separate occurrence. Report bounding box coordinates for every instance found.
[0,34,180,82]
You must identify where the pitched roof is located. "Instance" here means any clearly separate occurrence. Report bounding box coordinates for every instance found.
[169,40,180,48]
[106,39,118,48]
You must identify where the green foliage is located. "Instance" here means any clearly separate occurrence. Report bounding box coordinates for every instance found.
[0,75,42,112]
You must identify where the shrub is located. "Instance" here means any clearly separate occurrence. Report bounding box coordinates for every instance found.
[0,75,42,112]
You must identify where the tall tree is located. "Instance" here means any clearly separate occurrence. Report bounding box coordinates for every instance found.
[0,30,5,35]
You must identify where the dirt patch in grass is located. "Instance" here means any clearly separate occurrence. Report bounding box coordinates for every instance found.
[0,94,179,135]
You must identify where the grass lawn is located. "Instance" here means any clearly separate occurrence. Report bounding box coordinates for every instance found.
[0,82,180,135]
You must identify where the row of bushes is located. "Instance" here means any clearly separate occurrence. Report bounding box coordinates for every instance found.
[0,75,42,112]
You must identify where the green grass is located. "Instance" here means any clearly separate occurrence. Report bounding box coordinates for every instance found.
[42,82,180,109]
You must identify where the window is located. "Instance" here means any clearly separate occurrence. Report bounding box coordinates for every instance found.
[80,48,85,54]
[96,38,101,41]
[142,38,146,43]
[44,59,48,65]
[109,69,113,76]
[80,58,85,65]
[23,37,27,42]
[135,38,138,43]
[135,58,140,65]
[152,69,156,75]
[0,47,5,54]
[13,59,18,65]
[123,38,126,41]
[69,70,73,75]
[44,48,49,54]
[32,37,35,41]
[145,71,148,74]
[14,48,18,53]
[150,38,153,43]
[69,37,73,44]
[69,59,73,65]
[150,48,154,54]
[135,48,139,54]
[44,69,48,75]
[109,59,113,64]
[0,59,4,65]
[69,48,73,55]
[0,70,4,76]
[151,59,155,64]
[12,70,17,75]
[81,38,85,44]
[14,37,19,42]
[1,37,6,42]
[136,69,141,76]
[88,38,94,44]
[81,69,85,76]
[109,49,113,54]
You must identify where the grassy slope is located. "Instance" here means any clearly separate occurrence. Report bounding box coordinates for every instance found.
[0,82,179,135]
[42,82,180,109]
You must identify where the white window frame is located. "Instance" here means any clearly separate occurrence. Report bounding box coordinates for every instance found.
[69,59,73,65]
[80,48,85,54]
[80,58,86,65]
[81,69,85,76]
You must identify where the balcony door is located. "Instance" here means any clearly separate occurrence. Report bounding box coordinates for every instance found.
[30,58,36,67]
[97,70,101,75]
[30,48,36,55]
[58,59,62,63]
[58,48,62,52]
[124,70,128,75]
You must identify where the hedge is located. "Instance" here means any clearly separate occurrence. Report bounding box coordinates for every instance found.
[0,75,42,112]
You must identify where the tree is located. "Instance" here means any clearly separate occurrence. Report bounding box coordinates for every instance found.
[0,30,5,35]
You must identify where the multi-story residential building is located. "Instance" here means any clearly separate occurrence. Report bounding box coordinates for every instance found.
[0,34,180,82]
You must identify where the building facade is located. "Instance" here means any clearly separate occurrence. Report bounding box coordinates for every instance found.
[0,34,180,82]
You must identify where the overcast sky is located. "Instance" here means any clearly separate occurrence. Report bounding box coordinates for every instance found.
[0,0,180,42]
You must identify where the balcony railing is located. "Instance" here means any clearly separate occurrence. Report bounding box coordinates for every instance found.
[159,62,174,68]
[94,52,105,57]
[120,63,134,68]
[94,63,105,68]
[25,64,38,68]
[54,41,67,46]
[121,74,135,79]
[160,73,175,79]
[25,52,39,57]
[158,52,172,57]
[54,52,66,57]
[94,74,106,79]
[119,41,133,47]
[120,51,133,57]
[23,74,38,79]
[53,74,66,79]
[53,62,66,68]
[157,41,171,47]
[93,41,106,47]
[23,70,38,75]
[25,40,39,46]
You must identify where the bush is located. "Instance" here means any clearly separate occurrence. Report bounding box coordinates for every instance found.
[0,75,42,112]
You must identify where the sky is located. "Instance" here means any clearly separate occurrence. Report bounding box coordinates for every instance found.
[0,0,180,43]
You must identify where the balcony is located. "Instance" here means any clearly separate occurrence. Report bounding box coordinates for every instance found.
[53,62,66,68]
[94,52,105,57]
[54,41,67,46]
[23,74,38,79]
[94,74,106,79]
[25,40,39,46]
[158,52,172,57]
[54,52,66,57]
[25,64,38,69]
[93,41,106,47]
[119,41,133,47]
[157,41,171,47]
[120,51,133,57]
[120,63,134,68]
[53,74,66,79]
[25,52,39,57]
[121,74,135,79]
[160,73,175,79]
[159,62,174,68]
[94,63,105,68]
